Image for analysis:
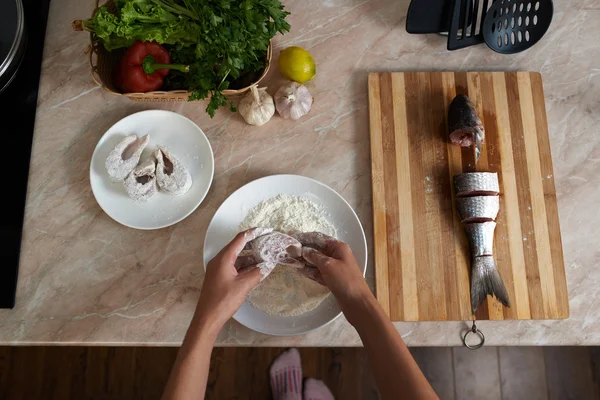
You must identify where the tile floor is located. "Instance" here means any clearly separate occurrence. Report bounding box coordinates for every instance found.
[0,346,598,399]
[412,346,599,400]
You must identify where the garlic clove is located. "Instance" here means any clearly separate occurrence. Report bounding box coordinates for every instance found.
[275,82,313,120]
[238,85,275,127]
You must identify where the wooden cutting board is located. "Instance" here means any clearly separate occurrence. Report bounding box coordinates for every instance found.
[368,72,569,321]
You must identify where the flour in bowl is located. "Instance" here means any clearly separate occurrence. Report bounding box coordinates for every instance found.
[239,195,337,317]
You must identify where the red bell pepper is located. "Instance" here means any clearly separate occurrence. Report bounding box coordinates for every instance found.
[114,41,189,93]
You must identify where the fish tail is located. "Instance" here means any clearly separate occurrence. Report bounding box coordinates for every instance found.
[470,256,510,313]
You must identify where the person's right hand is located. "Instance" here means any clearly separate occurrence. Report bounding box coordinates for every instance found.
[295,232,373,315]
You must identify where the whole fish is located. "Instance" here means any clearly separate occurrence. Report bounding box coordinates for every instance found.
[454,172,499,197]
[456,196,499,223]
[448,95,485,162]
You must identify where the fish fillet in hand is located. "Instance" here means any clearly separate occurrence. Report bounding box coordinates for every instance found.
[293,231,341,284]
[235,231,304,277]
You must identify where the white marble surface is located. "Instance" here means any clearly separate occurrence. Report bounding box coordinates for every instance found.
[0,0,599,346]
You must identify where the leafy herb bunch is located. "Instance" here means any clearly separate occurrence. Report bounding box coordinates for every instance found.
[78,0,290,116]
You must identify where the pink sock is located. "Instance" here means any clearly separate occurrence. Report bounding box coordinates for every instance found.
[270,348,303,400]
[303,378,334,400]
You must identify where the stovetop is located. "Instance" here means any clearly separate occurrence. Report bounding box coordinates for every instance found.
[0,0,51,309]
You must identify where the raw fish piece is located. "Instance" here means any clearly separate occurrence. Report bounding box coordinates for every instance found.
[105,134,149,181]
[123,158,157,201]
[448,94,485,162]
[454,172,499,197]
[235,231,303,270]
[155,147,192,195]
[292,232,337,252]
[294,232,341,286]
[456,196,499,223]
[470,255,510,313]
[464,221,496,257]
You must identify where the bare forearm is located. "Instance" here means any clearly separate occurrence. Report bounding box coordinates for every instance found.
[162,315,220,400]
[344,296,438,400]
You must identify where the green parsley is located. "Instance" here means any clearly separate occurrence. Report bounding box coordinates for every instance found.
[77,0,290,117]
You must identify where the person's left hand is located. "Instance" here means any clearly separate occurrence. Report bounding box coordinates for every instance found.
[192,228,274,334]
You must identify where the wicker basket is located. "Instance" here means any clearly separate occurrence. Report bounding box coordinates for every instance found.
[83,0,272,102]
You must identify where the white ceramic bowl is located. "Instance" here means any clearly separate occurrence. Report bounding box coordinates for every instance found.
[203,175,367,336]
[90,110,214,230]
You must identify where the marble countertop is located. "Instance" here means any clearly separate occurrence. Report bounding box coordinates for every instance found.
[1,0,598,347]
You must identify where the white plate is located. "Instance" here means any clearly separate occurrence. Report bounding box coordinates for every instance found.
[203,175,367,336]
[90,110,214,230]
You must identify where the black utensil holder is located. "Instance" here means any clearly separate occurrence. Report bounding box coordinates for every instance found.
[406,0,491,50]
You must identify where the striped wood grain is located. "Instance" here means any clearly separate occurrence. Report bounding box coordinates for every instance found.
[368,72,569,321]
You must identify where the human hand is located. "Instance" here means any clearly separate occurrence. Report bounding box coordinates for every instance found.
[295,232,373,314]
[193,228,274,335]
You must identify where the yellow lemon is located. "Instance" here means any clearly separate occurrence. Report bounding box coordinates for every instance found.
[278,46,316,83]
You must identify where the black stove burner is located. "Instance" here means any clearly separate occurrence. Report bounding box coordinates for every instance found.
[0,0,51,308]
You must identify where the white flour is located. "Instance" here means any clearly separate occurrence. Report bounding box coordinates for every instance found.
[239,195,337,317]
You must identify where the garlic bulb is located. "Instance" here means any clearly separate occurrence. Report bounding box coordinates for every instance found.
[238,85,275,126]
[274,82,313,120]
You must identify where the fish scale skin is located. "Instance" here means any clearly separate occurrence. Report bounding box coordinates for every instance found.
[457,196,500,222]
[464,222,496,257]
[454,172,499,197]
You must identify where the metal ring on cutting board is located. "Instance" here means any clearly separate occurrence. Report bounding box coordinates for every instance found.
[462,321,485,350]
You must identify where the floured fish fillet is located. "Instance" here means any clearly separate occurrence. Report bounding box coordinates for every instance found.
[454,172,499,197]
[105,134,150,181]
[123,158,157,201]
[293,231,338,285]
[292,232,336,252]
[448,94,485,162]
[155,147,192,195]
[464,221,496,256]
[456,196,499,223]
[235,231,303,271]
[470,255,510,313]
